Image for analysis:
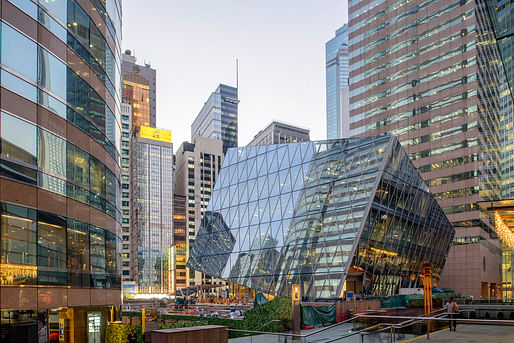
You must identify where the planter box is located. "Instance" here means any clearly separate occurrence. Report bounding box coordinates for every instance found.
[151,325,227,343]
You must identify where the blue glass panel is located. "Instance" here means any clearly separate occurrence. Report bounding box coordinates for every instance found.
[38,8,67,42]
[9,0,37,19]
[38,90,66,118]
[1,69,37,102]
[1,23,37,82]
[39,0,67,24]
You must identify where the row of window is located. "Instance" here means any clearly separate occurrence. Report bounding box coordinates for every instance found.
[0,201,121,289]
[0,21,121,161]
[9,0,122,102]
[0,111,121,221]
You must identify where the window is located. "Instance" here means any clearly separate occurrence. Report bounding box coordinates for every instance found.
[66,143,89,187]
[0,203,37,265]
[89,157,105,196]
[38,129,66,178]
[1,23,37,82]
[105,231,118,287]
[90,226,106,288]
[37,47,66,99]
[1,112,37,165]
[37,211,66,285]
[39,0,67,23]
[67,219,89,287]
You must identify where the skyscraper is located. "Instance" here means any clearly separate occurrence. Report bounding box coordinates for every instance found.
[175,137,224,288]
[122,50,156,130]
[348,0,509,297]
[248,120,310,146]
[121,103,132,281]
[132,127,174,294]
[326,24,349,139]
[0,0,122,340]
[191,84,239,154]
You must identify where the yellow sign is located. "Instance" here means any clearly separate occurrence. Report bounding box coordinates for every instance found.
[140,126,172,143]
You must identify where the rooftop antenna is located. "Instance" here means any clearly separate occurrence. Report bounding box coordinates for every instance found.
[236,58,239,89]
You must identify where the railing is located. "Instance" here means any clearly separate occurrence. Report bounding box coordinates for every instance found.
[227,310,514,342]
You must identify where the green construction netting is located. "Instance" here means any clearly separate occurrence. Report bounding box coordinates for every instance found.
[301,305,336,327]
[253,292,269,307]
[175,297,186,305]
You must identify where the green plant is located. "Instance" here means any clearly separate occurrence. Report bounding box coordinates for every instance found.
[510,312,514,320]
[470,311,477,319]
[497,312,504,319]
[484,312,490,319]
[106,323,142,343]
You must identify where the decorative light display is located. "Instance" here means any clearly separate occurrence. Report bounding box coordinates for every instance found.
[495,211,514,249]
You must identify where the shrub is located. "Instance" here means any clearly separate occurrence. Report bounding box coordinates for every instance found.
[484,312,490,319]
[497,312,504,319]
[470,311,477,319]
[510,312,514,320]
[106,323,142,343]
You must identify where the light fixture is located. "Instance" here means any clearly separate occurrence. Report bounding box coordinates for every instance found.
[495,211,514,249]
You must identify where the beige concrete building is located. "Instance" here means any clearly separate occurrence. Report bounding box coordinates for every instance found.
[247,120,310,146]
[174,137,224,290]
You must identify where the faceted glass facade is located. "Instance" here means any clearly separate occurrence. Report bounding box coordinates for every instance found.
[188,137,454,298]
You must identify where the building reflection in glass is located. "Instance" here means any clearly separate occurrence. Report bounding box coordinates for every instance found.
[187,137,454,299]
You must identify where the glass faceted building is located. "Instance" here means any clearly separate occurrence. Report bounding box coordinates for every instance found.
[188,137,454,298]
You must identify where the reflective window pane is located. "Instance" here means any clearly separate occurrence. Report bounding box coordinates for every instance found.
[1,112,37,165]
[38,47,67,100]
[67,219,89,287]
[37,211,66,285]
[1,23,37,82]
[38,129,66,178]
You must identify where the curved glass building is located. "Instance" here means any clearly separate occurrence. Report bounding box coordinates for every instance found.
[0,0,122,341]
[188,137,454,299]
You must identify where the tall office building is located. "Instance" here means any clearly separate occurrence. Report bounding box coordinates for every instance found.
[348,0,509,297]
[175,137,224,288]
[326,24,349,139]
[477,0,514,298]
[131,127,174,294]
[191,84,239,154]
[122,50,156,130]
[248,120,310,146]
[120,103,132,281]
[0,0,122,340]
[172,194,187,293]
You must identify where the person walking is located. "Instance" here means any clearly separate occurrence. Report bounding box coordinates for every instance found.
[447,297,459,331]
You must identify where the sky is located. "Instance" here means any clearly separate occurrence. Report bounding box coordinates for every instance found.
[122,0,348,150]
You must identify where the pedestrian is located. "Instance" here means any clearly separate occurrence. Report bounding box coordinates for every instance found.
[447,297,459,331]
[128,328,137,342]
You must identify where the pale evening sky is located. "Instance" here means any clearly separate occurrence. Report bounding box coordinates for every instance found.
[122,1,348,150]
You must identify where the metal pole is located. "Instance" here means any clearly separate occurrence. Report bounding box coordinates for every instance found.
[390,326,394,343]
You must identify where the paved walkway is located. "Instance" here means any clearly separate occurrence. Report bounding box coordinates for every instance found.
[229,324,514,342]
[399,324,514,343]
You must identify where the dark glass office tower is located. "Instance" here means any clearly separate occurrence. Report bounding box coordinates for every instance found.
[188,137,454,299]
[191,84,239,154]
[0,0,122,341]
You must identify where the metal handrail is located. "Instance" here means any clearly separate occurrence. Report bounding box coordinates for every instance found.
[256,319,281,331]
[227,312,514,342]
